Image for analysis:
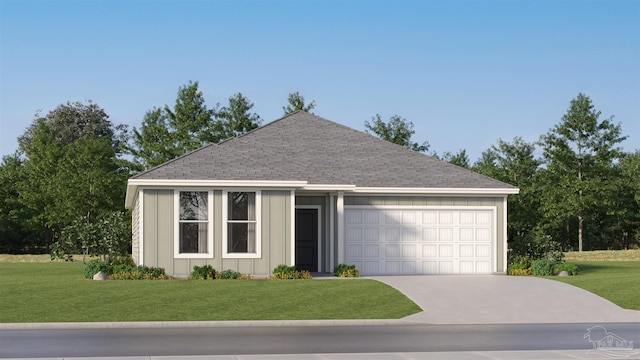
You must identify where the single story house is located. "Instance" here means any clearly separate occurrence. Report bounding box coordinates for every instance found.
[125,111,519,276]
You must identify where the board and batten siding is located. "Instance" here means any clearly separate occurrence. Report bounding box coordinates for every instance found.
[131,193,141,265]
[140,189,292,276]
[344,195,507,272]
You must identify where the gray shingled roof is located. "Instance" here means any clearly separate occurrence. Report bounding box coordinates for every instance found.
[132,112,516,189]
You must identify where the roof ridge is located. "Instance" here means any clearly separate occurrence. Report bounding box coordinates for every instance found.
[217,110,306,146]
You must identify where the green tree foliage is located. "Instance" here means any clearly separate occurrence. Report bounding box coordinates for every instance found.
[600,151,640,249]
[538,93,627,251]
[215,93,262,139]
[364,114,429,152]
[14,101,130,253]
[131,81,216,168]
[131,82,263,168]
[0,155,34,253]
[283,91,316,115]
[473,137,541,240]
[436,149,470,168]
[52,212,131,263]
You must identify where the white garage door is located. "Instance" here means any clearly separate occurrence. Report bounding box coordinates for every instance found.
[344,208,494,275]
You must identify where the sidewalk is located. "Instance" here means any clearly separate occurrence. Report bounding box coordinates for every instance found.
[3,350,632,360]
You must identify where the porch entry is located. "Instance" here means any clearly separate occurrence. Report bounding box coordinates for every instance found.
[295,207,319,272]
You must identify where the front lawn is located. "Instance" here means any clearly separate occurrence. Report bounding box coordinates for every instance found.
[0,262,421,323]
[548,260,640,310]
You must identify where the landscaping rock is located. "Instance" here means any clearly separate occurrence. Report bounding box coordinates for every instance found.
[93,271,108,280]
[557,271,569,277]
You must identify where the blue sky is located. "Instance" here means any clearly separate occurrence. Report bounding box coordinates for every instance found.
[1,0,638,161]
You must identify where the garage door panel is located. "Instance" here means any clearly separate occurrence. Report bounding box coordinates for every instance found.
[459,244,475,257]
[346,244,362,258]
[345,208,494,275]
[364,244,379,258]
[422,244,438,257]
[439,244,454,257]
[346,228,362,241]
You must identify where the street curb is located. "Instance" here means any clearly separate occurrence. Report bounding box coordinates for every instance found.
[0,319,413,330]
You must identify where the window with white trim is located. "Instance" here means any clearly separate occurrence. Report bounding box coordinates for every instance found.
[223,191,261,258]
[175,191,212,258]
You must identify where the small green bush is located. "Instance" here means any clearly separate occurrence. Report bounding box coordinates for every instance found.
[110,255,135,268]
[111,266,168,280]
[508,268,532,276]
[507,263,531,276]
[509,255,532,269]
[84,259,108,279]
[191,265,216,280]
[272,264,312,279]
[217,269,241,280]
[531,258,556,276]
[272,264,297,279]
[333,264,360,278]
[111,264,134,275]
[555,262,579,276]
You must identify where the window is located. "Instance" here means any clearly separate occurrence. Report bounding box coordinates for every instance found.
[223,191,261,258]
[175,191,212,258]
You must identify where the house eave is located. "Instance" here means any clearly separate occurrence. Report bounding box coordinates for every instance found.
[125,179,309,208]
[349,187,520,196]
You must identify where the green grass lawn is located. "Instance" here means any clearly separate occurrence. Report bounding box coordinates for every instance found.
[0,262,421,323]
[548,260,640,311]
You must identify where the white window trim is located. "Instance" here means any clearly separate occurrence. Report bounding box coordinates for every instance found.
[174,190,214,259]
[222,190,262,259]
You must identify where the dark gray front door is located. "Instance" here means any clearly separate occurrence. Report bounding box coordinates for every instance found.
[295,208,318,272]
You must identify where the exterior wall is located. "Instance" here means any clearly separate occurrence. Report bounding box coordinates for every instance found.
[141,189,291,276]
[131,192,141,265]
[344,195,507,273]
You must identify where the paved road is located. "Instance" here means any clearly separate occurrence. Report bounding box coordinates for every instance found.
[2,323,639,358]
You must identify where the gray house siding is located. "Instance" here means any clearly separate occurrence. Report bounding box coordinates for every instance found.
[139,189,291,277]
[344,195,507,272]
[131,193,141,265]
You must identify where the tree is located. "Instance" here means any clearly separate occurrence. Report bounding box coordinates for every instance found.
[364,114,429,152]
[436,149,470,168]
[16,101,130,251]
[538,93,627,251]
[0,154,33,253]
[18,100,126,154]
[283,91,316,115]
[52,211,131,263]
[215,93,262,140]
[131,83,262,168]
[473,137,541,241]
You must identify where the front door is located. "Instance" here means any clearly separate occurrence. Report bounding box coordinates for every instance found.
[295,208,318,272]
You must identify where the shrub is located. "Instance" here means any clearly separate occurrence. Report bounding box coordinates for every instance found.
[271,264,312,279]
[84,259,108,279]
[507,263,531,276]
[509,232,564,263]
[333,264,360,278]
[555,262,579,276]
[508,268,532,276]
[272,264,297,279]
[531,258,557,276]
[217,269,241,280]
[509,255,532,269]
[191,265,216,280]
[111,266,168,280]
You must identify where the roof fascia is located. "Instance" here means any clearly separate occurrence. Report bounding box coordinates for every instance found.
[125,179,309,209]
[349,187,520,195]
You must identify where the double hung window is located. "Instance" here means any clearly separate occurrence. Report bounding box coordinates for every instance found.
[175,191,212,258]
[223,191,261,258]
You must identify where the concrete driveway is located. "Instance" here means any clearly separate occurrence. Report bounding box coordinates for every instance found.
[369,275,640,324]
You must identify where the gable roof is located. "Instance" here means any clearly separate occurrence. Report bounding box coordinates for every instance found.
[127,112,517,206]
